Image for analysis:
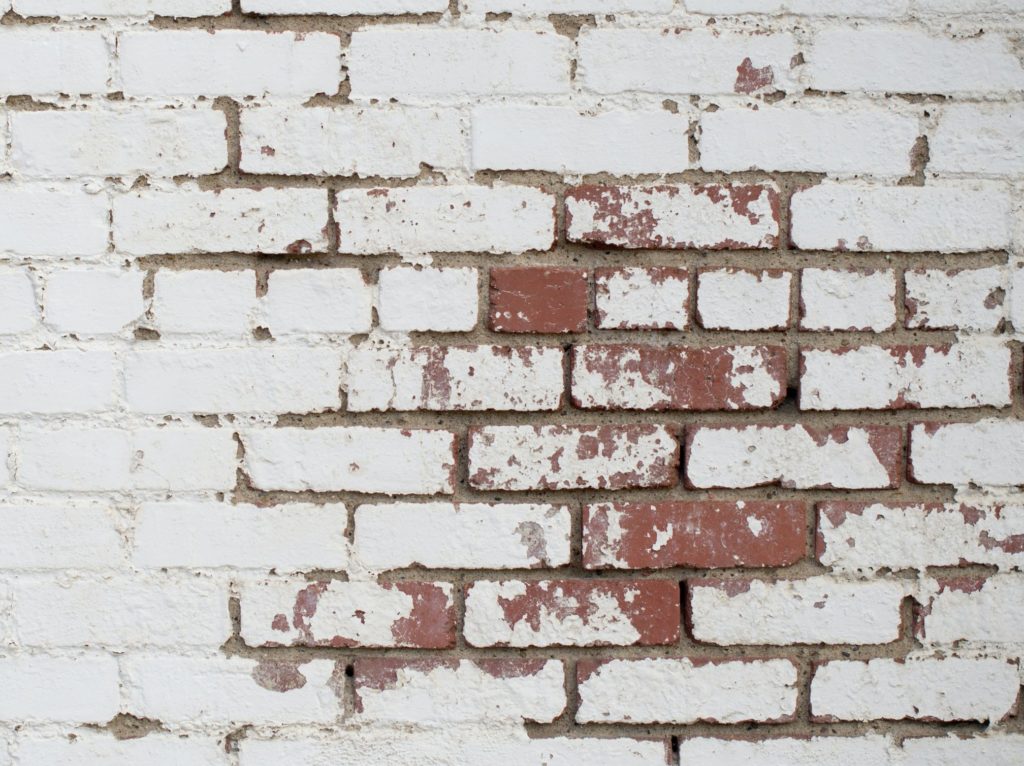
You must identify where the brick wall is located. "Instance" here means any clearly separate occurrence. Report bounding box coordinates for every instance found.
[0,0,1022,763]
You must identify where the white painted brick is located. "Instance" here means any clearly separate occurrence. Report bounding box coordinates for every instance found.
[811,658,1019,722]
[0,30,108,96]
[264,269,371,335]
[377,267,478,332]
[241,579,453,648]
[242,427,456,494]
[335,185,555,255]
[0,503,123,570]
[678,736,894,766]
[240,733,667,766]
[594,267,688,330]
[126,348,340,414]
[686,424,900,489]
[353,502,572,569]
[689,576,907,645]
[800,342,1011,410]
[17,427,237,491]
[131,427,238,491]
[0,654,119,723]
[153,270,257,336]
[472,106,689,174]
[119,31,340,98]
[0,269,39,334]
[0,351,116,414]
[468,424,679,491]
[577,658,797,724]
[905,267,1005,331]
[134,502,347,571]
[240,106,464,178]
[566,183,780,250]
[11,107,227,178]
[807,29,1024,94]
[686,0,906,14]
[818,503,1024,572]
[578,29,798,95]
[916,0,1024,10]
[15,732,226,766]
[931,104,1024,177]
[697,269,791,331]
[347,345,564,411]
[910,420,1024,487]
[354,659,565,723]
[242,0,445,12]
[44,269,145,335]
[467,0,671,12]
[791,184,1011,252]
[701,106,917,176]
[800,269,896,331]
[1013,263,1024,332]
[122,655,343,726]
[919,576,1024,647]
[114,187,328,256]
[13,576,229,648]
[0,184,108,257]
[348,28,570,102]
[15,0,229,15]
[901,735,1024,766]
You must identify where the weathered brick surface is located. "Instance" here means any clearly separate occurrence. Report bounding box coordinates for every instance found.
[4,1,1023,760]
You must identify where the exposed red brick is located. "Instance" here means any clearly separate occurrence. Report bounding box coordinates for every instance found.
[584,501,807,569]
[489,266,588,333]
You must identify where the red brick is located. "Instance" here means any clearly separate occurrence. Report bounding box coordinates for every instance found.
[572,344,787,411]
[584,501,807,569]
[489,266,588,333]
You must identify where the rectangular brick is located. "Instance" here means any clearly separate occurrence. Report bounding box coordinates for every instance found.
[901,736,1024,766]
[799,343,1011,410]
[686,0,907,15]
[917,575,1024,647]
[119,30,340,97]
[0,503,122,570]
[566,184,780,249]
[806,29,1024,94]
[242,427,456,494]
[133,502,348,571]
[910,420,1024,486]
[584,500,806,569]
[354,659,564,723]
[152,270,257,337]
[790,183,1011,252]
[0,655,119,724]
[686,424,902,489]
[689,576,908,645]
[18,0,228,13]
[931,104,1024,176]
[468,424,679,491]
[43,269,146,335]
[0,183,108,257]
[10,107,227,177]
[240,106,464,178]
[346,345,564,411]
[578,29,797,95]
[577,658,797,724]
[594,267,689,330]
[464,579,680,647]
[12,576,229,648]
[818,502,1024,572]
[264,268,372,335]
[240,579,455,648]
[0,30,107,96]
[678,736,893,765]
[572,345,787,411]
[335,186,555,255]
[811,658,1019,722]
[377,267,478,332]
[241,0,445,13]
[489,267,587,333]
[700,106,917,176]
[697,268,791,331]
[348,28,570,101]
[0,350,116,414]
[800,268,896,332]
[466,0,671,11]
[353,502,572,570]
[15,733,225,766]
[114,188,328,256]
[905,266,1006,331]
[472,106,689,174]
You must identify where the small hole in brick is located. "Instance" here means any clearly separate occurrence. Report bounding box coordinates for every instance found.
[345,665,354,678]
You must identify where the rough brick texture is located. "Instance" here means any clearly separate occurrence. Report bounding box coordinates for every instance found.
[4,1,1024,762]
